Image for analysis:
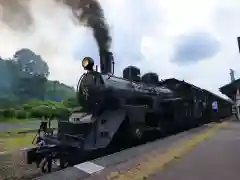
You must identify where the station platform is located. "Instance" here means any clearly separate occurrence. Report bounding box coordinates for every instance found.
[149,120,240,180]
[35,117,238,180]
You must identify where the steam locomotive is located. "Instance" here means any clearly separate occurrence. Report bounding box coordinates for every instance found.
[25,51,232,173]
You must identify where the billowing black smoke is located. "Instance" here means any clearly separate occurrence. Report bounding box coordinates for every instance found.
[79,0,111,52]
[63,0,112,73]
[64,0,111,54]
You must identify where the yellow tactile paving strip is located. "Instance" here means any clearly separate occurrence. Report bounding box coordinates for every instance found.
[107,122,229,180]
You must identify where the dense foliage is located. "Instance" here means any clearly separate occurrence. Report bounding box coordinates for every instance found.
[0,48,76,108]
[0,48,79,120]
[0,98,79,120]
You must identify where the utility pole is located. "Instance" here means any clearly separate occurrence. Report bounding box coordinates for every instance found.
[237,37,240,54]
[234,37,240,120]
[230,69,235,82]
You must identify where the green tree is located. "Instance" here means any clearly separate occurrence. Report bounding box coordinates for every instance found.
[3,108,16,118]
[63,97,78,108]
[13,48,49,78]
[0,49,76,109]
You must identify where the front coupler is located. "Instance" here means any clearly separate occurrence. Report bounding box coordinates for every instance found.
[26,145,72,173]
[27,121,86,173]
[27,135,84,173]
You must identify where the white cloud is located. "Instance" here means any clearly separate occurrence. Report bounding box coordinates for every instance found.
[0,0,239,98]
[101,0,240,97]
[0,0,92,86]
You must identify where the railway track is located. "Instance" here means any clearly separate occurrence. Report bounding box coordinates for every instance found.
[0,149,66,180]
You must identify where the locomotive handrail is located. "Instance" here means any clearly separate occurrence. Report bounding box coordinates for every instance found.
[63,133,84,141]
[76,73,87,104]
[77,73,86,93]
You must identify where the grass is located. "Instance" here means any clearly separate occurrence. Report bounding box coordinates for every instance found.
[0,119,58,152]
[0,118,58,124]
[0,132,36,152]
[0,128,39,138]
[0,127,57,138]
[0,127,57,152]
[0,119,57,137]
[0,127,56,152]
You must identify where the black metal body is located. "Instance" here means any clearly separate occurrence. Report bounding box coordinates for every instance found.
[160,78,232,123]
[77,71,175,113]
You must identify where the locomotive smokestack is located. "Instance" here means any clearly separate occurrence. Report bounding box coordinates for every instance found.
[100,50,114,74]
[63,0,112,73]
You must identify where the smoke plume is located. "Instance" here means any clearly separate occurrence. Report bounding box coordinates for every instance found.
[0,0,107,86]
[63,0,112,54]
[0,0,32,30]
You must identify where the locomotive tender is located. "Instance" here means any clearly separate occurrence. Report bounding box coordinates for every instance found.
[25,51,232,173]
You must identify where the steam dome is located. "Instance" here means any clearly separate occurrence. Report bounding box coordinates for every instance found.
[123,66,141,82]
[142,72,159,85]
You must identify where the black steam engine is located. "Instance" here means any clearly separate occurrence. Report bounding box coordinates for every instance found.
[25,51,232,173]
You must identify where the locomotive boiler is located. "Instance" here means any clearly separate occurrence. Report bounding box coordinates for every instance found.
[25,51,182,173]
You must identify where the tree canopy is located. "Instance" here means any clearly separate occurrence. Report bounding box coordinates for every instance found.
[13,48,49,78]
[0,48,76,108]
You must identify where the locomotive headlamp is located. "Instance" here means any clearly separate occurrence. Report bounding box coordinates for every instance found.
[82,57,94,71]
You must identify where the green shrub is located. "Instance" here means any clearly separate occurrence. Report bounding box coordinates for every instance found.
[15,109,29,119]
[54,107,70,119]
[27,99,43,106]
[0,109,4,117]
[3,108,16,118]
[1,99,75,120]
[22,104,32,111]
[63,98,78,108]
[30,105,51,118]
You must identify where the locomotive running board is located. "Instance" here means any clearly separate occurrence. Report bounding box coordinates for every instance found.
[164,97,183,101]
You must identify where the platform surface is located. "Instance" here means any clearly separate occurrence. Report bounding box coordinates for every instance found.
[149,120,240,180]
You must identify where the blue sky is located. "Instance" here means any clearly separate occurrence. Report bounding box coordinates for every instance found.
[0,0,240,97]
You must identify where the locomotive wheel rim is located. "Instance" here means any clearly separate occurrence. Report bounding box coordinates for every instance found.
[40,158,52,173]
[60,158,69,169]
